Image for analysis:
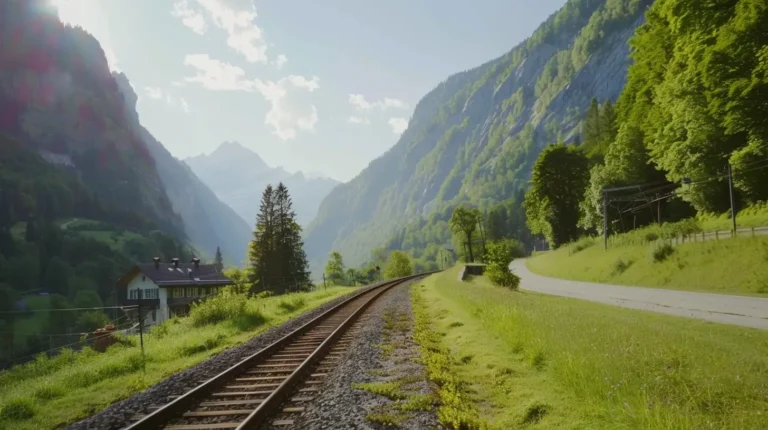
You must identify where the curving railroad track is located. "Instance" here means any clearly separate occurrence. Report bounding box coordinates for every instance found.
[122,273,429,430]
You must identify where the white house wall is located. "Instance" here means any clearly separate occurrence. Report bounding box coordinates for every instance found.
[126,274,167,326]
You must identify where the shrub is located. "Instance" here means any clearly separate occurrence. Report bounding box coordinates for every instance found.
[644,232,659,242]
[612,258,632,275]
[485,240,522,289]
[570,237,595,254]
[189,290,248,326]
[651,242,675,262]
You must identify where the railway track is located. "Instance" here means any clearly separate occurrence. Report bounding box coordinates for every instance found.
[123,274,428,430]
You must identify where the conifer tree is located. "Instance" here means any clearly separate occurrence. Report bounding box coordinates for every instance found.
[214,246,223,271]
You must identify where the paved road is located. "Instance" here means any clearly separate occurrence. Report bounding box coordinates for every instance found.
[510,260,768,330]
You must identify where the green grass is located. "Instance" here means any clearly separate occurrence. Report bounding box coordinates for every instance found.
[0,286,358,430]
[527,233,768,296]
[699,202,768,231]
[415,268,768,429]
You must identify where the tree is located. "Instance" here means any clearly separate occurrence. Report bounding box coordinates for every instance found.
[383,251,413,279]
[249,183,311,293]
[42,257,72,296]
[450,206,481,262]
[324,251,345,285]
[214,246,224,272]
[484,240,522,289]
[524,144,590,248]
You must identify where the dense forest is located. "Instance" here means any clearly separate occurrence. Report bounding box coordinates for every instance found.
[304,0,653,272]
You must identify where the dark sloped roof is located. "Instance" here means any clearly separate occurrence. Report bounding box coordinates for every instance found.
[134,263,234,287]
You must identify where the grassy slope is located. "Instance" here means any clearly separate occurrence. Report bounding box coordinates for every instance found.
[0,286,358,429]
[526,235,768,296]
[415,268,768,429]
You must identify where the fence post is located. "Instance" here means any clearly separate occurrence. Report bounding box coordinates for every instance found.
[137,289,146,373]
[752,227,755,238]
[716,231,719,240]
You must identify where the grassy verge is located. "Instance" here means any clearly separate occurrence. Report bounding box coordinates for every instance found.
[699,203,768,231]
[414,268,768,429]
[526,234,768,296]
[0,286,358,429]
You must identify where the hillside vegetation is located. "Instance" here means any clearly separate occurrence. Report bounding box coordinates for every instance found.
[413,269,768,429]
[305,0,652,271]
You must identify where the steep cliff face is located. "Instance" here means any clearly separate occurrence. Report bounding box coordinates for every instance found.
[185,142,339,227]
[304,0,652,269]
[0,0,183,236]
[113,75,251,264]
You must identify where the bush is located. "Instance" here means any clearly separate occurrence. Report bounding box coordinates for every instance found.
[188,290,248,326]
[485,240,522,289]
[570,237,596,254]
[651,242,675,262]
[612,258,632,275]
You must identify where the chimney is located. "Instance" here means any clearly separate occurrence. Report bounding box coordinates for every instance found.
[172,258,179,268]
[191,257,200,269]
[153,257,161,269]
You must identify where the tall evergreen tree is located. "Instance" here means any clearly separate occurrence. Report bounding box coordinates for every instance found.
[214,246,223,271]
[249,184,310,293]
[249,184,275,288]
[583,97,601,148]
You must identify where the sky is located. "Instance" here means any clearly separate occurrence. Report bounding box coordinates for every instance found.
[52,0,567,182]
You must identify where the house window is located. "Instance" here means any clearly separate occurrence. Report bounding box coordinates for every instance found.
[186,287,196,297]
[128,289,139,300]
[211,287,218,295]
[172,288,184,298]
[144,289,159,300]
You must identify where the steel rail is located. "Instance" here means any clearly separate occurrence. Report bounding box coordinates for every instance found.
[125,273,430,430]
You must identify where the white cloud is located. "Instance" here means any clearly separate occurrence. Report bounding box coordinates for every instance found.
[274,54,288,70]
[173,0,269,63]
[381,97,408,110]
[180,98,190,113]
[349,94,409,111]
[347,116,371,125]
[253,76,320,140]
[172,0,207,34]
[183,54,254,91]
[388,117,409,134]
[145,87,163,99]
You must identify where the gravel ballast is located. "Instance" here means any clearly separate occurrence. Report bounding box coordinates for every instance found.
[285,279,442,430]
[67,284,385,430]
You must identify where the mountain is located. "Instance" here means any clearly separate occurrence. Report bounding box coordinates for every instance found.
[0,0,183,237]
[112,76,251,265]
[185,142,340,227]
[303,0,653,271]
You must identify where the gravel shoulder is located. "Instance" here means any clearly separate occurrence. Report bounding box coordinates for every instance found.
[287,280,442,430]
[67,284,384,430]
[513,259,768,329]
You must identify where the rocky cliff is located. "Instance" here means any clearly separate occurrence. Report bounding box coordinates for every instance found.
[304,0,653,270]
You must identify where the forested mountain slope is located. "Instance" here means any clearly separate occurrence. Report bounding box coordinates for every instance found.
[113,76,251,265]
[0,0,182,236]
[185,142,339,227]
[304,0,653,270]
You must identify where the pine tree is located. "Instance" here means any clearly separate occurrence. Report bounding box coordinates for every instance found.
[273,183,311,292]
[214,246,223,271]
[249,184,275,289]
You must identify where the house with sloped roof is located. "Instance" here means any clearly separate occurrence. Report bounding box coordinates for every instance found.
[116,257,234,326]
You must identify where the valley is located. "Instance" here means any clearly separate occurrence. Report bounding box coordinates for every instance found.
[2,0,768,429]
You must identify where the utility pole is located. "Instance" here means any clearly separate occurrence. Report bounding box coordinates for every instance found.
[603,191,608,250]
[727,162,737,235]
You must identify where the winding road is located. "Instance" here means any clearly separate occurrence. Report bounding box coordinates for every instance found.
[511,259,768,330]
